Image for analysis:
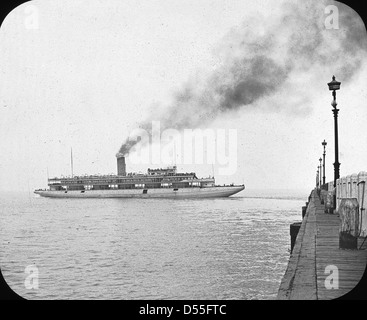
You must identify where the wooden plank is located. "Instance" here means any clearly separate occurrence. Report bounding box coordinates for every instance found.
[278,189,367,300]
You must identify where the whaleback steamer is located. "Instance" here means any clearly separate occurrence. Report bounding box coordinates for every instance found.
[34,154,244,198]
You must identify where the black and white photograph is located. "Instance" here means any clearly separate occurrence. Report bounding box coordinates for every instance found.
[0,0,366,305]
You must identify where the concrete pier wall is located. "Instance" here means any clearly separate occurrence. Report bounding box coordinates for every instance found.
[322,171,366,237]
[336,171,367,237]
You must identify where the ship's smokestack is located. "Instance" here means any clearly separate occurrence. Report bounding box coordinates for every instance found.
[116,153,126,176]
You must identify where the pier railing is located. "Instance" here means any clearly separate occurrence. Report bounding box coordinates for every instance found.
[321,171,367,238]
[338,171,367,238]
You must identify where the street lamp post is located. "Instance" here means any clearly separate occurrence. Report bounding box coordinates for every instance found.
[327,75,341,211]
[322,140,327,186]
[317,166,321,197]
[316,168,319,189]
[319,157,322,188]
[327,76,341,188]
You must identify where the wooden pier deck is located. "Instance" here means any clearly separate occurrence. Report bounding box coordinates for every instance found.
[277,189,367,300]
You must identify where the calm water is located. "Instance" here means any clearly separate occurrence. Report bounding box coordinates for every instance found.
[0,189,308,300]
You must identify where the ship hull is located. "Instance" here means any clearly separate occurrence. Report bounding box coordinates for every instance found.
[34,186,245,199]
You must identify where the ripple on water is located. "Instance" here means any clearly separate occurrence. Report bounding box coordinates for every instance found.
[0,191,305,299]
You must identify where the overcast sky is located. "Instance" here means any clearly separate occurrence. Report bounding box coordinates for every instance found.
[0,0,366,192]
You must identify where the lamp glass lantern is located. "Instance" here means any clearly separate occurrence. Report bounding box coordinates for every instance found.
[328,76,341,91]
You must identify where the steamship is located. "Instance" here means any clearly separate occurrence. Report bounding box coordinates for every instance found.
[34,154,245,198]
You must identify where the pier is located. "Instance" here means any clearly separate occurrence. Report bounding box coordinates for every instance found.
[277,187,367,300]
[277,75,367,299]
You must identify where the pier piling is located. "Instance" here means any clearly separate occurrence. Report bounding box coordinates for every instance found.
[302,206,307,219]
[290,222,302,254]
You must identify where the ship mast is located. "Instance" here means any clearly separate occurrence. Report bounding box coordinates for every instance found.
[71,147,74,178]
[173,141,177,168]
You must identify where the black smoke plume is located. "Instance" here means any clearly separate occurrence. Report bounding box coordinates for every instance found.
[118,0,367,156]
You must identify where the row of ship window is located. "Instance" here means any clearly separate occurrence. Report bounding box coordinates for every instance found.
[52,177,194,184]
[64,182,201,187]
[56,182,202,190]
